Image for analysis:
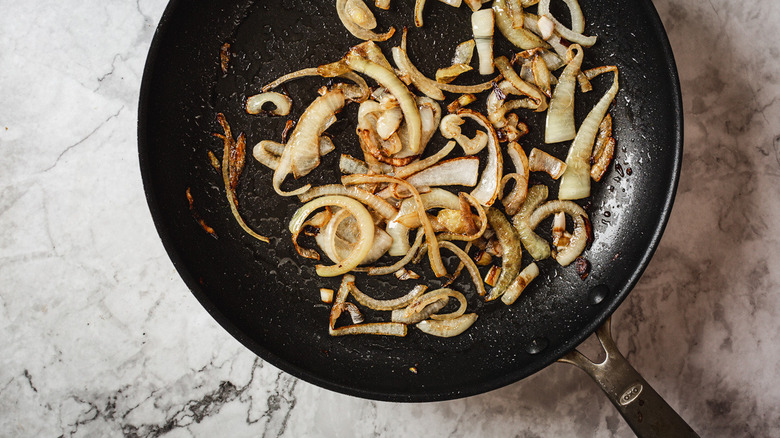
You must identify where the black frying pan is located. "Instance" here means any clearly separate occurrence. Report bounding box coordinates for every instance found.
[139,0,688,432]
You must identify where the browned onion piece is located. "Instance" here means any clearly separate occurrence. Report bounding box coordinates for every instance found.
[512,184,551,260]
[349,280,427,310]
[484,265,502,286]
[501,141,530,215]
[436,64,474,84]
[402,288,467,321]
[493,56,548,112]
[391,298,447,324]
[414,0,426,27]
[416,313,478,337]
[500,262,539,305]
[493,0,549,50]
[528,147,567,179]
[437,193,488,242]
[590,113,615,182]
[298,184,398,220]
[214,114,270,244]
[246,92,292,116]
[527,199,589,266]
[342,174,448,277]
[336,0,396,41]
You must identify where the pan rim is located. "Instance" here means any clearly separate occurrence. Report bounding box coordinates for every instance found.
[138,0,683,402]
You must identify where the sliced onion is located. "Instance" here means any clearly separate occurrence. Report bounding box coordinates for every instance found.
[345,0,378,30]
[528,147,567,179]
[437,192,488,242]
[452,39,476,65]
[457,109,503,206]
[512,184,550,260]
[336,0,395,41]
[342,174,448,277]
[438,241,487,296]
[484,207,524,300]
[317,209,392,265]
[559,66,619,200]
[392,40,496,99]
[447,93,478,113]
[527,199,588,266]
[435,64,474,84]
[298,184,398,220]
[385,188,460,255]
[493,0,548,50]
[538,0,596,46]
[392,298,447,324]
[590,113,615,182]
[273,90,345,196]
[329,320,407,336]
[246,92,292,116]
[364,228,425,275]
[416,313,478,337]
[414,0,427,27]
[493,56,547,112]
[472,9,495,75]
[403,288,467,320]
[376,106,404,140]
[376,0,392,9]
[395,140,456,179]
[537,14,555,39]
[545,44,584,143]
[439,114,489,155]
[405,157,480,188]
[438,0,463,6]
[347,276,427,310]
[500,262,539,304]
[346,51,424,155]
[289,195,375,276]
[501,141,529,215]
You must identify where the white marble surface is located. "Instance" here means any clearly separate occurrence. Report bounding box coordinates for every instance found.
[1,0,779,436]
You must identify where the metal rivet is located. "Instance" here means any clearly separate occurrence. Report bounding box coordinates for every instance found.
[525,337,549,355]
[588,284,610,305]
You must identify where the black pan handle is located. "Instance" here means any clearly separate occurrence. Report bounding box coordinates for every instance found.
[558,318,699,438]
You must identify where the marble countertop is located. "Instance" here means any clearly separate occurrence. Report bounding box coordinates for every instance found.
[1,0,778,436]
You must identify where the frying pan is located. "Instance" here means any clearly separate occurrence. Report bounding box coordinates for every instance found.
[139,0,695,435]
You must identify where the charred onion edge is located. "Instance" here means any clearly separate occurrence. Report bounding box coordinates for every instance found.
[439,241,487,297]
[527,199,588,266]
[416,313,478,337]
[500,262,540,304]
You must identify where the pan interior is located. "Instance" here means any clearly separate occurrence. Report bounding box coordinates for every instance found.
[139,0,681,401]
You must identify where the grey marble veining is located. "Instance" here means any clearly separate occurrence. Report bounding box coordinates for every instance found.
[1,0,779,436]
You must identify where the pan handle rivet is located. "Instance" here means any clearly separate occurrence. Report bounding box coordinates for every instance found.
[525,337,549,355]
[588,284,610,305]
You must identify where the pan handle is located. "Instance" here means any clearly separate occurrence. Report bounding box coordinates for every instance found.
[558,317,699,438]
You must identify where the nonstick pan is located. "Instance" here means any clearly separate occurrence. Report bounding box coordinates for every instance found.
[139,0,693,435]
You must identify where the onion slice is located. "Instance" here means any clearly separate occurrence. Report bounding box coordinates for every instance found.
[348,279,428,310]
[299,184,398,220]
[405,157,480,188]
[346,51,424,154]
[558,66,619,200]
[336,0,396,41]
[590,113,615,182]
[246,92,293,116]
[538,0,596,46]
[500,262,539,304]
[289,195,375,277]
[416,313,478,337]
[493,56,547,112]
[512,184,550,259]
[439,241,487,297]
[493,0,548,50]
[528,147,567,179]
[395,140,457,179]
[472,9,495,75]
[545,44,584,143]
[501,141,529,215]
[402,288,467,320]
[485,207,524,300]
[527,199,589,266]
[457,109,504,206]
[364,228,425,276]
[342,174,448,277]
[273,90,345,196]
